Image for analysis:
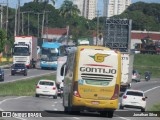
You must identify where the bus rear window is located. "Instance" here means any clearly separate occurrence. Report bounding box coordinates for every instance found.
[84,80,110,86]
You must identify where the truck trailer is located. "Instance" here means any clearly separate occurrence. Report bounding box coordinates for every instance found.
[120,53,134,92]
[13,36,37,68]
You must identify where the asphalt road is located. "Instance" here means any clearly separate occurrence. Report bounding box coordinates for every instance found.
[1,68,56,83]
[0,80,160,120]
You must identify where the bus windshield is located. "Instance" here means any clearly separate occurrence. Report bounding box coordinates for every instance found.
[41,48,58,62]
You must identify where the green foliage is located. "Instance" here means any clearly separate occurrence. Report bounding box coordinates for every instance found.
[0,29,6,53]
[115,2,160,31]
[0,74,55,96]
[133,54,160,78]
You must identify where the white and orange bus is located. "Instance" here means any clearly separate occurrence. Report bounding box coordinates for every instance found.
[63,46,121,117]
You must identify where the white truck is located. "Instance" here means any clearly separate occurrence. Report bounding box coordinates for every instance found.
[120,53,134,92]
[13,36,37,68]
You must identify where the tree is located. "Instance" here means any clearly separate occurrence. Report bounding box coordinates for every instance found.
[59,0,80,18]
[0,29,6,53]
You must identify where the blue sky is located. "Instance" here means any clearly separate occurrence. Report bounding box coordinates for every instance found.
[0,0,160,10]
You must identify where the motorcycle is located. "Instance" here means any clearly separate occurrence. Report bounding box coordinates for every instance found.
[57,87,63,98]
[145,75,150,81]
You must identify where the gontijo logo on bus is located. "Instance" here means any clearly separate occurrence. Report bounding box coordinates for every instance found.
[90,53,109,63]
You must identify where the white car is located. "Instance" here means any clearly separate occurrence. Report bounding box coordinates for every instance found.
[35,79,58,99]
[120,89,147,112]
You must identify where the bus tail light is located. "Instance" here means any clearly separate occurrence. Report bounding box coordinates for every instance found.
[73,81,81,97]
[111,84,119,100]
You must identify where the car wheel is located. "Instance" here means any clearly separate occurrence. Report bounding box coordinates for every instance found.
[53,95,57,99]
[141,108,145,112]
[119,105,124,109]
[24,73,27,76]
[11,73,14,76]
[35,94,39,97]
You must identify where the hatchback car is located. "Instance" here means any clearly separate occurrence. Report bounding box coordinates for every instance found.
[0,68,4,81]
[132,70,141,82]
[35,80,58,99]
[120,89,147,112]
[11,63,27,76]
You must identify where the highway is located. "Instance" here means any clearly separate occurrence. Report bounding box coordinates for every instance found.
[0,78,160,120]
[1,67,56,83]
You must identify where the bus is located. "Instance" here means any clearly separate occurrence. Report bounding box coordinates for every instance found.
[62,46,121,117]
[40,42,61,69]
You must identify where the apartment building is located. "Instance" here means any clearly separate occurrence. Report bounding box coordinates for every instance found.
[103,0,131,17]
[72,0,97,20]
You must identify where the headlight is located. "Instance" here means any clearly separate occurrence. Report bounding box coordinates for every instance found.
[12,69,14,70]
[0,74,1,75]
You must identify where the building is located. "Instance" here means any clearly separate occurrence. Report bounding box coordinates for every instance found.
[131,30,160,50]
[73,0,97,20]
[42,27,67,43]
[103,0,131,17]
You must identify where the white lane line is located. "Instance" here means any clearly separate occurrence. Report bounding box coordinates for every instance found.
[114,114,131,120]
[2,71,55,84]
[72,117,80,119]
[54,102,58,104]
[0,96,27,105]
[144,86,160,93]
[52,105,55,106]
[0,96,27,120]
[54,108,58,111]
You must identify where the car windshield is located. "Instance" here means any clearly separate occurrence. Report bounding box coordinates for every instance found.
[14,64,25,68]
[39,81,54,86]
[126,91,143,97]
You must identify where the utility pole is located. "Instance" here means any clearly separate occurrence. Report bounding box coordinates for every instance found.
[41,11,50,38]
[96,10,100,46]
[17,0,20,35]
[14,5,17,36]
[41,11,45,38]
[6,0,9,37]
[35,12,43,38]
[0,5,3,29]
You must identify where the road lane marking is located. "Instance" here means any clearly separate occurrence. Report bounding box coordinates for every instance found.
[52,105,55,106]
[144,86,160,93]
[114,114,131,120]
[2,71,55,84]
[54,108,58,111]
[54,102,58,104]
[0,96,27,120]
[72,117,80,119]
[0,96,27,105]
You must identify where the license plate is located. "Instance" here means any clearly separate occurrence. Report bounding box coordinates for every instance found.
[91,101,99,104]
[43,91,49,92]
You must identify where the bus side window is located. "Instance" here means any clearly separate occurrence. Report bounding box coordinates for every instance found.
[60,64,67,76]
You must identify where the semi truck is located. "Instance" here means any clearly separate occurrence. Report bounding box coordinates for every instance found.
[13,36,37,68]
[120,53,134,92]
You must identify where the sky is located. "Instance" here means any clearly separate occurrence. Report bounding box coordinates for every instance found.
[0,0,160,12]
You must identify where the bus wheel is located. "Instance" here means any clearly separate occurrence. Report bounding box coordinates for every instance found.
[64,107,69,113]
[100,111,107,117]
[107,111,114,118]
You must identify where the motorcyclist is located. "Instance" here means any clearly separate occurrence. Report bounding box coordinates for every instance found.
[145,71,151,81]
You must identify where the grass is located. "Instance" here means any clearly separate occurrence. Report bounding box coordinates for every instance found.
[149,102,160,111]
[0,74,56,96]
[133,54,160,78]
[0,61,12,66]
